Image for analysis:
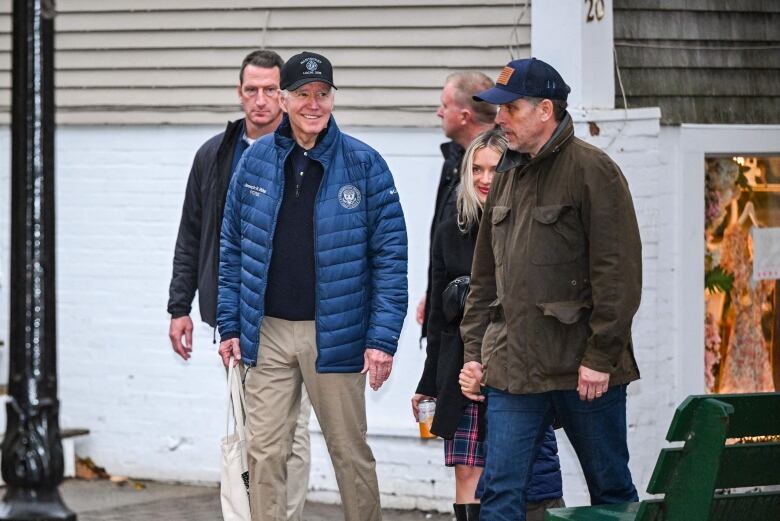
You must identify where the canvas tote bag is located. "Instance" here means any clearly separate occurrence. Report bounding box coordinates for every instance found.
[220,359,251,521]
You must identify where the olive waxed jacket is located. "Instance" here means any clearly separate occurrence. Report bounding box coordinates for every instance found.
[461,114,641,393]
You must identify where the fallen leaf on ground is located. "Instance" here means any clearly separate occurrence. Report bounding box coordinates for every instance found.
[75,457,110,480]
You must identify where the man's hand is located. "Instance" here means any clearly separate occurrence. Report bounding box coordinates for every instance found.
[459,361,485,402]
[416,295,426,325]
[577,365,610,401]
[218,338,241,368]
[411,393,434,421]
[362,348,394,391]
[169,316,194,360]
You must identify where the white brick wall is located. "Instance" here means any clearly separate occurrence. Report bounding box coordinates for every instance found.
[0,108,674,511]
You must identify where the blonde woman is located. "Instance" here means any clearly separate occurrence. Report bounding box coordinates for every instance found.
[412,129,564,520]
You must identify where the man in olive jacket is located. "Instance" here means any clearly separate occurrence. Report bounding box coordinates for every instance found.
[459,58,642,520]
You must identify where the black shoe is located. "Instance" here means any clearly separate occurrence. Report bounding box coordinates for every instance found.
[465,503,480,521]
[453,503,468,521]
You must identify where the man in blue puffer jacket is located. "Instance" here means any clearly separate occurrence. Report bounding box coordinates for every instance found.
[217,51,407,521]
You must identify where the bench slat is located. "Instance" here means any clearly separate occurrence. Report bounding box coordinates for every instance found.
[707,491,780,520]
[647,442,780,493]
[544,502,639,521]
[547,493,780,521]
[666,393,780,441]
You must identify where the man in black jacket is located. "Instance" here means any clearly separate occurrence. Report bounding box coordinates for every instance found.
[168,50,284,338]
[167,50,312,521]
[416,72,496,335]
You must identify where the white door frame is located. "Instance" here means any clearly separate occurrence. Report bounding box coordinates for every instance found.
[676,124,780,402]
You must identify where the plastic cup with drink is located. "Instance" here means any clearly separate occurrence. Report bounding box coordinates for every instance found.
[417,399,436,439]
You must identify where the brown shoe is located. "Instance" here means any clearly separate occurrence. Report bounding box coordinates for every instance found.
[525,497,565,521]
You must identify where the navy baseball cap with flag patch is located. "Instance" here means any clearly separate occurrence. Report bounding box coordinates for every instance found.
[280,51,337,91]
[473,58,570,104]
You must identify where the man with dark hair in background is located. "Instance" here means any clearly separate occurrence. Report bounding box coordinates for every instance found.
[167,49,312,521]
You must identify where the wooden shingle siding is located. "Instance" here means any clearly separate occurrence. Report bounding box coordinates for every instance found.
[613,0,780,11]
[0,0,529,126]
[614,0,780,124]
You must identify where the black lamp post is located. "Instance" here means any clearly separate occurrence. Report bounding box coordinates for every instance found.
[0,0,75,519]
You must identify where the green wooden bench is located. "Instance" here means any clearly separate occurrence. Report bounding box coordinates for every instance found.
[545,392,780,521]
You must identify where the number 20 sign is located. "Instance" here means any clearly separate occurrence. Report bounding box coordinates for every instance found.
[586,0,605,22]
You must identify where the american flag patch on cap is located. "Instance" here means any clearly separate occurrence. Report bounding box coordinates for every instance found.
[496,66,514,85]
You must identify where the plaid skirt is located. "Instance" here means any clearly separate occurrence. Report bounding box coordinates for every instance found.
[444,402,485,467]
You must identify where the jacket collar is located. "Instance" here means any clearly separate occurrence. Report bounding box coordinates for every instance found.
[496,112,574,173]
[274,113,341,169]
[218,119,245,156]
[440,140,465,163]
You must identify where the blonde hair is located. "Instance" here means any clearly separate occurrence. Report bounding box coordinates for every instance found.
[457,128,508,233]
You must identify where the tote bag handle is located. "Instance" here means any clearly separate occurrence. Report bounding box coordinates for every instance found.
[225,358,247,441]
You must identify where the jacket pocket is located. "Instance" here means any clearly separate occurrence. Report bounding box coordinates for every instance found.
[534,300,591,376]
[490,206,511,266]
[530,204,584,265]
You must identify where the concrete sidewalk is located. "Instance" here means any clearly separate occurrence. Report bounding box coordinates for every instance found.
[59,479,454,521]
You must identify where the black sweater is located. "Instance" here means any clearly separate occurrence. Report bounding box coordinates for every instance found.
[265,143,323,320]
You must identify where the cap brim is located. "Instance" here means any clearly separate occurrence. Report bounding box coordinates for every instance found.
[472,86,521,104]
[284,78,337,91]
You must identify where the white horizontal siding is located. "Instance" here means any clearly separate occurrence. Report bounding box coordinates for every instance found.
[0,1,530,126]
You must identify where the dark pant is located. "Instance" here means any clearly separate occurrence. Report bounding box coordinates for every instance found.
[479,385,638,521]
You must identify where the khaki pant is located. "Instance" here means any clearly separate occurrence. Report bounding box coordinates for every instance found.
[240,367,311,521]
[286,387,311,521]
[244,317,381,521]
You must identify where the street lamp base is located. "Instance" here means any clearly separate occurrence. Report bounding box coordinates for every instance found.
[0,487,76,520]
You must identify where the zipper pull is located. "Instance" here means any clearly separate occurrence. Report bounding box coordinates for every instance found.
[296,184,301,198]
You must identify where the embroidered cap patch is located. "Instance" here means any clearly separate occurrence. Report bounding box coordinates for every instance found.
[496,66,514,86]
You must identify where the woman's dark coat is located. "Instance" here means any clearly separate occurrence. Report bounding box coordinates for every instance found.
[416,212,477,438]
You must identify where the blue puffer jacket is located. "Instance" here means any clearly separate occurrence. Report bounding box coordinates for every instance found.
[479,425,562,502]
[217,115,408,371]
[527,426,563,502]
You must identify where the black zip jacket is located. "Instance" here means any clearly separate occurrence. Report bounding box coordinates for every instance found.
[421,141,464,339]
[167,119,243,327]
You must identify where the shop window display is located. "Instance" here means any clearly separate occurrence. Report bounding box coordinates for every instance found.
[704,156,780,393]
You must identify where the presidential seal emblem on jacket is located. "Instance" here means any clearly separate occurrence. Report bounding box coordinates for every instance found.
[338,184,362,209]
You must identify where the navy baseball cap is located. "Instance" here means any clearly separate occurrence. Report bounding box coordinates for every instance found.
[280,51,337,91]
[473,58,570,104]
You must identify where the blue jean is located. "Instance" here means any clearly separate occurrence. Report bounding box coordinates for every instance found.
[479,385,638,521]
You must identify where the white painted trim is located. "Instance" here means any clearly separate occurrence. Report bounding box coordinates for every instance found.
[681,124,780,132]
[532,0,615,109]
[676,125,780,403]
[569,107,662,122]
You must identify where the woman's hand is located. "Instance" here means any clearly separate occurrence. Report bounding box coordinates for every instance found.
[459,362,484,402]
[411,393,434,421]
